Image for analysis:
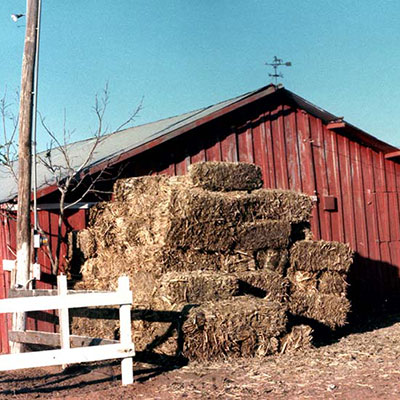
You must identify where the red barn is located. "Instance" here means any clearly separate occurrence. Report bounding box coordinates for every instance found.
[1,83,400,353]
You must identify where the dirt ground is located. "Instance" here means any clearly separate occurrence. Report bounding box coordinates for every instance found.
[1,312,400,400]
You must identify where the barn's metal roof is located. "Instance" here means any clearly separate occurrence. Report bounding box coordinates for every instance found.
[1,84,398,203]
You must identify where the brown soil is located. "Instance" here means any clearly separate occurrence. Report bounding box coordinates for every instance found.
[1,313,400,399]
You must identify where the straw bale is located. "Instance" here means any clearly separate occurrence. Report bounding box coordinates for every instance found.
[236,270,289,303]
[318,270,348,296]
[289,290,351,328]
[280,325,313,354]
[286,266,318,292]
[256,249,288,275]
[87,201,110,225]
[165,187,312,225]
[76,229,97,259]
[246,189,313,223]
[165,219,237,251]
[113,175,170,202]
[187,161,263,192]
[88,197,167,250]
[78,252,288,305]
[161,248,257,273]
[182,298,287,360]
[220,251,257,272]
[78,252,254,308]
[290,240,353,273]
[166,219,290,251]
[159,271,239,305]
[78,247,258,289]
[235,221,290,250]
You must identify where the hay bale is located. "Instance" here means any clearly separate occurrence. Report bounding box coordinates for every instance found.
[280,325,313,354]
[159,269,289,306]
[78,247,258,289]
[256,249,288,275]
[236,270,289,303]
[235,221,290,250]
[78,252,289,306]
[287,267,348,296]
[165,187,312,225]
[246,189,313,223]
[113,168,311,228]
[71,277,188,356]
[159,271,240,305]
[113,175,170,202]
[187,161,263,192]
[289,290,351,329]
[182,298,287,360]
[318,271,348,296]
[164,248,257,273]
[290,240,353,273]
[167,219,290,251]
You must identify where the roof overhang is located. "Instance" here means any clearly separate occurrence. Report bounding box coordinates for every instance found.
[385,151,400,161]
[282,88,399,155]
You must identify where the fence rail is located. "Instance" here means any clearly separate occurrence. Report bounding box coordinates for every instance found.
[0,275,134,386]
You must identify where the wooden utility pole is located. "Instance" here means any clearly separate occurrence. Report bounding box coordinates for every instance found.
[11,0,40,353]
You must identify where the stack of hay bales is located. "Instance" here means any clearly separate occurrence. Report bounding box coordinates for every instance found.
[70,161,353,360]
[287,240,353,328]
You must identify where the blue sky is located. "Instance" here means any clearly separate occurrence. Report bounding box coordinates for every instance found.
[1,0,400,150]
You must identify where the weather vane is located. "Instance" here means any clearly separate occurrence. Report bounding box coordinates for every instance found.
[265,56,292,84]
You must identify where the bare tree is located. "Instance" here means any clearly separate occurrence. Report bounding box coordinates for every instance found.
[37,85,142,274]
[0,84,142,276]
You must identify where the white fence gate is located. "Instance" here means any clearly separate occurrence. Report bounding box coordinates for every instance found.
[0,275,135,386]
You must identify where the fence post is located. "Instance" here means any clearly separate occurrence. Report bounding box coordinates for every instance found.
[118,276,133,385]
[57,275,70,369]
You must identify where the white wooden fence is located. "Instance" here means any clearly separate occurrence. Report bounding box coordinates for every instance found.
[0,275,135,386]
